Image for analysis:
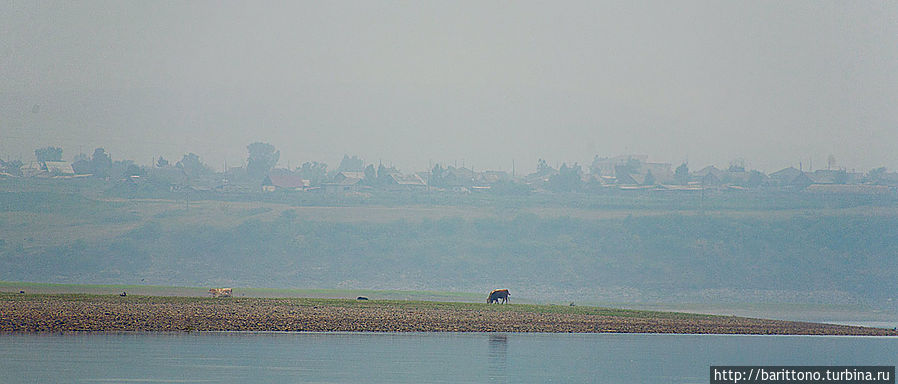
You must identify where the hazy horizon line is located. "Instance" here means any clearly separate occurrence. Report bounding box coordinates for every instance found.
[4,145,888,176]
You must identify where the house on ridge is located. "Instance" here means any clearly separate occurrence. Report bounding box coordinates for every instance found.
[323,171,364,194]
[769,167,814,190]
[44,161,75,176]
[386,173,427,191]
[262,169,310,192]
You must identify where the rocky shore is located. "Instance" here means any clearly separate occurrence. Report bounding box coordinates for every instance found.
[2,293,895,335]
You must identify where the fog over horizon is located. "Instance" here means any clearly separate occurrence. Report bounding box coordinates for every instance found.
[2,1,897,174]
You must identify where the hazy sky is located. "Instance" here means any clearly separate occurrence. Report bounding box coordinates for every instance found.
[2,1,896,173]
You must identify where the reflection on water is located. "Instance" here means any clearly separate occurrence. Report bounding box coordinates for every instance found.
[488,334,508,383]
[1,332,897,384]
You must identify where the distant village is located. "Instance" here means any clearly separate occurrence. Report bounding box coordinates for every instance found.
[2,143,897,197]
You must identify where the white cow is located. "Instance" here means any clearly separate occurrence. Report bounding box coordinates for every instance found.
[209,288,232,297]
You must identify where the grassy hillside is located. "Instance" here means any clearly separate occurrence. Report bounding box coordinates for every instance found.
[2,188,897,313]
[0,281,484,302]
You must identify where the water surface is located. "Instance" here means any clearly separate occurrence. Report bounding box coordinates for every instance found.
[1,332,896,383]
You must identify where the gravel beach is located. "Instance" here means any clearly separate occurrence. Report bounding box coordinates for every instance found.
[2,294,895,335]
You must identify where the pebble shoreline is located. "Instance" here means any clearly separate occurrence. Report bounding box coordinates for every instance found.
[2,294,896,335]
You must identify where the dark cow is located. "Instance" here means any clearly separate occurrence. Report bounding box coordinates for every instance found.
[487,289,510,304]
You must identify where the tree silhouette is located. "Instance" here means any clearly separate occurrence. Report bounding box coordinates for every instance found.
[430,164,445,187]
[297,161,328,186]
[337,155,364,172]
[176,153,208,178]
[90,148,112,177]
[643,170,656,186]
[674,163,689,185]
[548,163,582,192]
[536,158,555,176]
[35,146,63,162]
[364,164,378,184]
[869,167,887,184]
[247,142,280,179]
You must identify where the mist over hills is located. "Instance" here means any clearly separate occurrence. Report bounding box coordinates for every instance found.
[2,183,896,312]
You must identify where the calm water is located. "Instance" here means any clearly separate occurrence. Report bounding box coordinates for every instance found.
[1,332,896,384]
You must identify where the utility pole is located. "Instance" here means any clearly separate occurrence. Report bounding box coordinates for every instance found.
[700,177,705,215]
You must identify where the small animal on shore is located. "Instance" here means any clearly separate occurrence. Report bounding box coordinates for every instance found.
[120,292,127,297]
[209,288,232,297]
[487,289,510,304]
[356,296,369,301]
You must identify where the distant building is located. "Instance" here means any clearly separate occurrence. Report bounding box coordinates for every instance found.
[769,167,814,190]
[591,155,671,186]
[808,169,864,185]
[444,167,476,188]
[386,173,427,191]
[880,172,898,186]
[262,169,309,192]
[809,169,846,184]
[693,166,726,186]
[591,155,648,177]
[644,163,673,184]
[71,159,92,175]
[334,171,366,183]
[145,166,189,189]
[614,170,639,185]
[44,161,75,176]
[323,173,363,194]
[20,162,43,177]
[523,172,552,188]
[475,170,510,185]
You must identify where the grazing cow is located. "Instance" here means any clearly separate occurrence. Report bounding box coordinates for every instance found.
[209,288,232,297]
[487,289,510,304]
